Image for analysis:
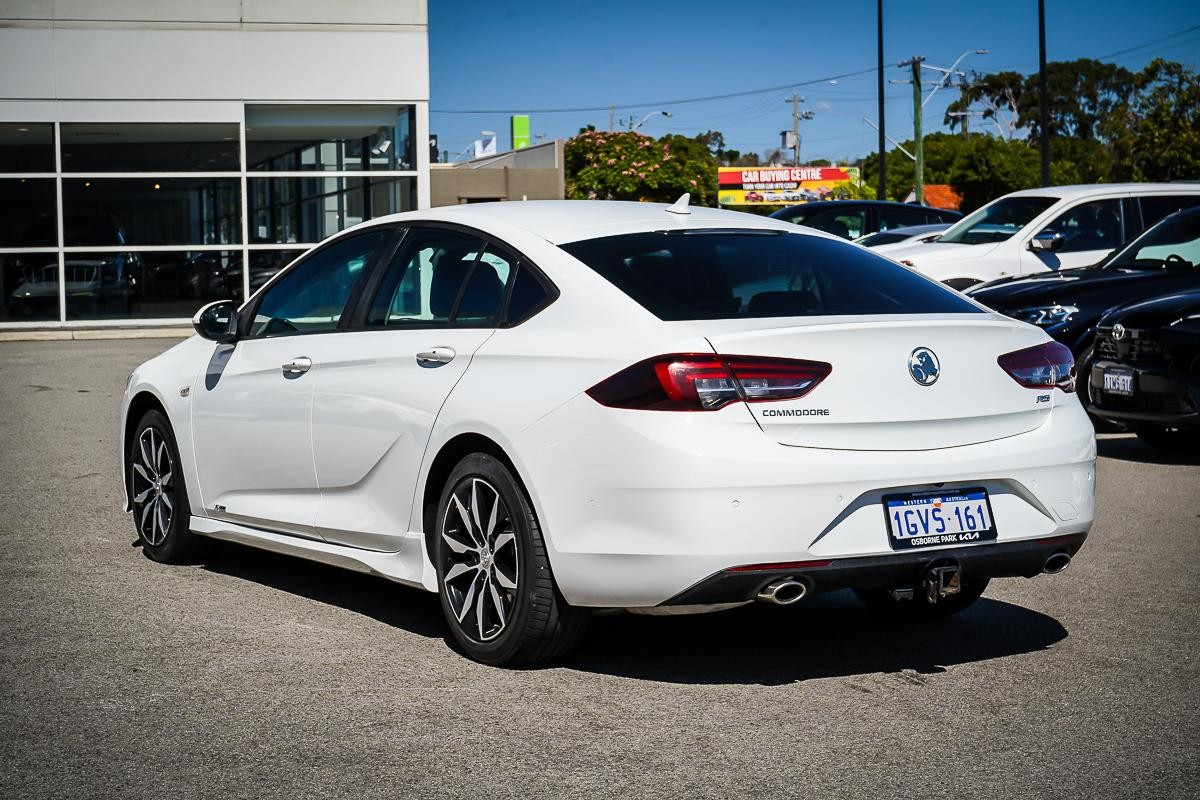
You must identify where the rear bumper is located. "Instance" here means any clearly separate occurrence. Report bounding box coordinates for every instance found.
[663,532,1087,606]
[514,395,1097,608]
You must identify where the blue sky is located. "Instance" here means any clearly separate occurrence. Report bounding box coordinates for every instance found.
[429,0,1200,164]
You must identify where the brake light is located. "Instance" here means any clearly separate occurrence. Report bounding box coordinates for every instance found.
[587,354,832,411]
[997,341,1076,392]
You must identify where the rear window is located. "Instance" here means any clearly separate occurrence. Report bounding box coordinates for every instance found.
[560,230,981,321]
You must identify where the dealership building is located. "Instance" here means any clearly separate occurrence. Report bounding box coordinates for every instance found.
[0,1,430,327]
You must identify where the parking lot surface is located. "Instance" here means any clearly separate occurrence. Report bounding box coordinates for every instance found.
[1,338,1197,799]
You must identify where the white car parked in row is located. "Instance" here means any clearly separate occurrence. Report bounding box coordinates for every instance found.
[886,183,1200,290]
[121,199,1095,665]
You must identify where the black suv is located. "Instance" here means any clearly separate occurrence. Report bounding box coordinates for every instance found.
[769,200,961,240]
[1087,289,1200,448]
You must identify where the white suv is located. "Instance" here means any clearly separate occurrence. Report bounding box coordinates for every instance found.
[884,184,1200,289]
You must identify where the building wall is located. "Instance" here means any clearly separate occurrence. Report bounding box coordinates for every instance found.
[430,140,565,207]
[0,2,428,102]
[431,168,564,207]
[0,1,430,326]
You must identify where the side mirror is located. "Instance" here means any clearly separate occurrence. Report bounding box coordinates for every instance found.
[1029,229,1066,252]
[192,300,239,343]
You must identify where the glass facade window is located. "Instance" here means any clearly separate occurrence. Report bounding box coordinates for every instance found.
[61,123,240,172]
[2,252,60,322]
[0,123,55,173]
[62,250,254,321]
[246,105,416,172]
[62,178,241,246]
[1,178,58,247]
[0,105,421,325]
[248,176,414,244]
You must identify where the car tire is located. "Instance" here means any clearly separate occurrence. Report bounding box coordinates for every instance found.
[434,453,588,666]
[130,409,204,563]
[1135,428,1200,451]
[853,578,990,619]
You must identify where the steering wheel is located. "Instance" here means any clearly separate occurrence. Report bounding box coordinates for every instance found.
[1164,254,1193,269]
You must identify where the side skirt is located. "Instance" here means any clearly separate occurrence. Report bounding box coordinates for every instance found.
[189,516,439,593]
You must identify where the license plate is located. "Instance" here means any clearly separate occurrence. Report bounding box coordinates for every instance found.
[883,488,997,550]
[1103,368,1134,396]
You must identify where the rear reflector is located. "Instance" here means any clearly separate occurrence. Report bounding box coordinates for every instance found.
[997,341,1076,393]
[727,559,832,572]
[588,354,832,411]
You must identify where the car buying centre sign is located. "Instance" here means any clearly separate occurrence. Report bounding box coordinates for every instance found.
[718,166,860,206]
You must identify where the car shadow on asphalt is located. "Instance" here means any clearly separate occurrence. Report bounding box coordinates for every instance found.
[198,542,447,639]
[1096,434,1200,466]
[196,543,1066,685]
[564,591,1068,686]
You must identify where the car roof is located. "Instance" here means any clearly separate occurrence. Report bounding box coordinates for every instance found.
[1003,182,1200,200]
[360,199,822,245]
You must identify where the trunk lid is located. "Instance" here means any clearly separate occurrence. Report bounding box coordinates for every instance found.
[703,314,1060,450]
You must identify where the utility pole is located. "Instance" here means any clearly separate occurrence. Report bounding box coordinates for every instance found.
[898,56,925,204]
[791,92,801,166]
[1038,0,1050,186]
[609,105,615,133]
[876,0,886,200]
[783,93,812,166]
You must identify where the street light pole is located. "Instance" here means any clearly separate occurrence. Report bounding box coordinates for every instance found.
[1038,0,1050,186]
[876,0,886,200]
[626,110,672,131]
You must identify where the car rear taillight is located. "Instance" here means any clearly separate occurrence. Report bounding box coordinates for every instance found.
[587,354,832,411]
[997,341,1076,393]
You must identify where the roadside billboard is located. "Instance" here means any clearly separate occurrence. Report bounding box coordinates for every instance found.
[718,166,861,206]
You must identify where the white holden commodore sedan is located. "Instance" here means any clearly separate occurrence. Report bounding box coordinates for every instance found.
[121,198,1096,665]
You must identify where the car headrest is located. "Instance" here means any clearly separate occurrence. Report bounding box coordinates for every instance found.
[457,261,504,318]
[430,256,473,318]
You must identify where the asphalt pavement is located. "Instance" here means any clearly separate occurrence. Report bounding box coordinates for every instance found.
[1,338,1197,799]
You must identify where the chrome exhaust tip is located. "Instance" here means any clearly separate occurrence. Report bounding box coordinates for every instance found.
[757,579,808,605]
[1043,552,1072,575]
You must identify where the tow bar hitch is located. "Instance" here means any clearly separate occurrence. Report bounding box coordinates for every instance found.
[924,564,962,603]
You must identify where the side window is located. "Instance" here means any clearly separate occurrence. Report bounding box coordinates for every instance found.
[1140,195,1200,230]
[455,246,514,325]
[366,228,487,327]
[1041,199,1123,253]
[503,265,551,325]
[876,206,928,232]
[248,229,388,337]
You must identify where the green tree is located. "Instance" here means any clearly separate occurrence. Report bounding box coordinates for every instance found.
[949,136,1041,211]
[564,130,717,206]
[1108,59,1200,181]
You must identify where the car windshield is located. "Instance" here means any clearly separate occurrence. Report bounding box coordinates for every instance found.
[560,230,981,321]
[936,196,1058,245]
[1103,211,1200,271]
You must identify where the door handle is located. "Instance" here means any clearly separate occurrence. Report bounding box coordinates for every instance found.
[416,347,456,367]
[281,356,312,376]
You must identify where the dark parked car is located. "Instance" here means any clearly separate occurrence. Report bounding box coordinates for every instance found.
[969,206,1200,358]
[769,200,962,241]
[1086,289,1200,448]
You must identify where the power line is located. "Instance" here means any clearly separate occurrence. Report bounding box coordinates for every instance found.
[429,66,878,114]
[1095,23,1200,61]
